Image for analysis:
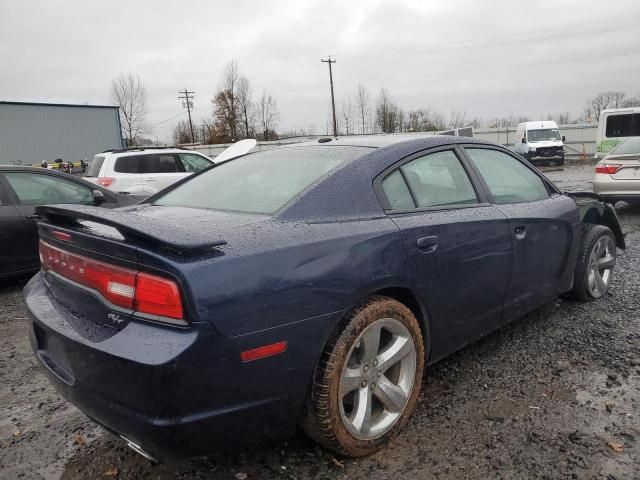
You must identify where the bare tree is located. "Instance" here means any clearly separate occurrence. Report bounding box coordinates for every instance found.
[583,91,627,122]
[212,61,242,141]
[110,72,149,146]
[622,95,640,108]
[355,84,370,134]
[449,109,467,128]
[173,120,192,145]
[341,100,353,135]
[375,88,400,133]
[237,76,255,138]
[257,90,279,141]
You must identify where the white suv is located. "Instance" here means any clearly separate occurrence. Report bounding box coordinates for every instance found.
[83,147,213,195]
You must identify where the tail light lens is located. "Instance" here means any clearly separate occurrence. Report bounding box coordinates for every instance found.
[39,240,186,325]
[595,163,622,174]
[97,177,116,188]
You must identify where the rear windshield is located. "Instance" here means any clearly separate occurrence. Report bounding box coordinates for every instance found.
[154,146,370,214]
[610,137,640,155]
[85,155,105,177]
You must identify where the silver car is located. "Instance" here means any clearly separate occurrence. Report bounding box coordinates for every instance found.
[593,137,640,205]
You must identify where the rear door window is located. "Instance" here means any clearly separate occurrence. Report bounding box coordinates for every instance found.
[142,154,184,173]
[381,150,478,210]
[114,155,143,174]
[4,172,94,205]
[465,148,549,204]
[178,153,212,172]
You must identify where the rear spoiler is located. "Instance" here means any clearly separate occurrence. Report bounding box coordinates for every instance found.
[35,205,227,253]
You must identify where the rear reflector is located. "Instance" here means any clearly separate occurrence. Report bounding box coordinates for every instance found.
[241,341,288,362]
[96,177,116,188]
[595,163,622,174]
[39,240,185,324]
[52,231,72,242]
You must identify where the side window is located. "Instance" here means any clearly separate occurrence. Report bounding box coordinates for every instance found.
[142,154,184,174]
[465,148,549,204]
[381,150,478,210]
[178,154,212,172]
[5,173,94,205]
[381,170,414,210]
[114,155,142,174]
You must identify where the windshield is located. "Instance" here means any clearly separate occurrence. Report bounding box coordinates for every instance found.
[609,137,640,155]
[154,146,371,214]
[528,129,561,142]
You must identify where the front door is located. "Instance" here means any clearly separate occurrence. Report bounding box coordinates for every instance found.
[463,147,580,320]
[0,176,32,276]
[378,148,513,361]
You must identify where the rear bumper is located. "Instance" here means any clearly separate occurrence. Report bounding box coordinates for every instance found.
[593,176,640,199]
[24,272,333,460]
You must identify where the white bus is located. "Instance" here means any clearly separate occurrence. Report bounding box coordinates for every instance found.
[596,107,640,158]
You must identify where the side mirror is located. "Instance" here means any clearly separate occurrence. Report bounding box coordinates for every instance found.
[521,137,526,144]
[92,190,106,204]
[561,135,566,142]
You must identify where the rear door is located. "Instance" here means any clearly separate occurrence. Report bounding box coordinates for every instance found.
[462,146,580,320]
[0,174,31,276]
[3,171,96,270]
[142,154,186,191]
[377,147,513,361]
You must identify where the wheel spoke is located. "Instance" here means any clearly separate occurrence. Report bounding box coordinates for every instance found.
[350,386,372,433]
[598,254,615,270]
[360,324,382,364]
[340,367,364,396]
[593,268,606,294]
[376,335,412,372]
[374,375,407,413]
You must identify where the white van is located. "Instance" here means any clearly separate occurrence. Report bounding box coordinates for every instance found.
[514,121,565,166]
[595,107,640,158]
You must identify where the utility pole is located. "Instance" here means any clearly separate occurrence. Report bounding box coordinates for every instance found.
[321,56,338,137]
[178,89,195,143]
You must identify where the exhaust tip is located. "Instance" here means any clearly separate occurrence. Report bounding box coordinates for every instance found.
[120,435,159,463]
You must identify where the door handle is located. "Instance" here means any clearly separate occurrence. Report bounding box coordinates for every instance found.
[25,214,40,220]
[146,179,157,182]
[416,236,438,253]
[514,225,527,240]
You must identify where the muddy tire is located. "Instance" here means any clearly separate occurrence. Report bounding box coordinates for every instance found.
[571,224,616,302]
[302,296,425,457]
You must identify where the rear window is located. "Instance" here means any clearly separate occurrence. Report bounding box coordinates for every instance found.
[154,146,370,214]
[610,137,640,155]
[605,114,640,138]
[85,155,105,177]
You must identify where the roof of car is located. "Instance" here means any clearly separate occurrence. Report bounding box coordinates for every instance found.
[99,147,204,158]
[290,134,490,149]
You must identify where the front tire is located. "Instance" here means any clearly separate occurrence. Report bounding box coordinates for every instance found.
[303,296,425,457]
[571,224,616,301]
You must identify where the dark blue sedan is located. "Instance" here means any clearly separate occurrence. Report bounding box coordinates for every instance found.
[24,136,624,460]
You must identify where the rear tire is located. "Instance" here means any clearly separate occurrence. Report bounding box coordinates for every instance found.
[571,224,616,302]
[302,296,425,457]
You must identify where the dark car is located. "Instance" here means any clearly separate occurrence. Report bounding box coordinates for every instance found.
[0,166,139,279]
[24,136,624,460]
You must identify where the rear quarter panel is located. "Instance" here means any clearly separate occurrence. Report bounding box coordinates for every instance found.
[181,217,407,338]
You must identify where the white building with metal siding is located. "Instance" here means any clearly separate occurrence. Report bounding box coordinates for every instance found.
[0,101,124,165]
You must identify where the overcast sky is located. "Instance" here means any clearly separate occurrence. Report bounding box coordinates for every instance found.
[2,0,640,141]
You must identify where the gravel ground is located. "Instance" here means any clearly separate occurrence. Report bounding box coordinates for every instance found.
[1,165,639,480]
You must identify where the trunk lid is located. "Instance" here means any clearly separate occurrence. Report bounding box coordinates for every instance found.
[35,204,266,331]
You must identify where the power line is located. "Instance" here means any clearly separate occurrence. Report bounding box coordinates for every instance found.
[148,111,185,128]
[178,89,195,143]
[321,56,338,137]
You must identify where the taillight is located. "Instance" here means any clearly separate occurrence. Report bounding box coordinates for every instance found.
[595,163,622,174]
[96,177,116,188]
[39,240,186,325]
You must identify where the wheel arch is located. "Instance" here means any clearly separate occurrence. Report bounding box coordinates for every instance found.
[361,286,433,364]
